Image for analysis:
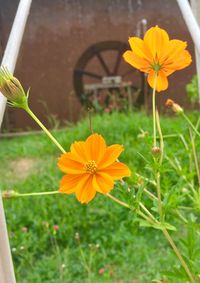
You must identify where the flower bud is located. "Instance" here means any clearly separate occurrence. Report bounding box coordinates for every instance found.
[151,146,161,156]
[165,99,183,114]
[0,67,28,108]
[2,190,18,199]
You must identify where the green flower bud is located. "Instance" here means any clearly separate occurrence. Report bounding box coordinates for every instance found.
[0,67,28,108]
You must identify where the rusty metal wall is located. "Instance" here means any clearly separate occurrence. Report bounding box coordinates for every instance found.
[0,0,196,131]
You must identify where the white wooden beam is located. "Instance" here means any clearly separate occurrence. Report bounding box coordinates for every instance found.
[190,0,200,103]
[0,1,32,282]
[177,0,200,102]
[177,0,200,54]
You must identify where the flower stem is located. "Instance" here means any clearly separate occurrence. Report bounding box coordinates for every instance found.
[189,128,200,187]
[156,172,163,221]
[181,112,200,138]
[106,193,156,224]
[3,191,60,198]
[152,72,158,147]
[156,110,164,165]
[143,188,158,201]
[106,193,130,208]
[151,75,195,283]
[24,106,66,153]
[162,229,195,283]
[139,202,158,222]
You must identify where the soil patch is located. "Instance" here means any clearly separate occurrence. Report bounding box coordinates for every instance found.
[10,158,36,180]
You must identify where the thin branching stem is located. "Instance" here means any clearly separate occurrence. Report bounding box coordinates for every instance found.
[189,128,200,187]
[106,193,155,224]
[143,188,158,201]
[24,106,66,153]
[151,74,195,283]
[139,202,158,222]
[2,190,60,198]
[181,112,200,138]
[162,229,195,283]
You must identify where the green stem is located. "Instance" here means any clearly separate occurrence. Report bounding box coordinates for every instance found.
[150,76,195,282]
[155,110,164,221]
[106,193,130,209]
[156,110,164,165]
[181,112,200,138]
[4,191,60,198]
[189,128,200,187]
[152,72,158,147]
[162,229,195,283]
[106,193,156,224]
[139,202,158,222]
[143,188,158,201]
[156,172,163,221]
[175,209,188,224]
[24,106,66,153]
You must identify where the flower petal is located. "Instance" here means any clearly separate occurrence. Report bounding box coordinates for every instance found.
[70,141,87,164]
[75,175,96,204]
[123,50,151,72]
[93,172,114,194]
[101,162,131,180]
[85,133,106,163]
[160,39,187,64]
[58,153,84,174]
[147,70,168,92]
[164,50,192,70]
[59,174,86,194]
[144,26,169,60]
[128,37,153,61]
[98,144,124,169]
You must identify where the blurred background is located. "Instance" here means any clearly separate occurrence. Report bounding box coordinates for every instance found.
[0,0,197,131]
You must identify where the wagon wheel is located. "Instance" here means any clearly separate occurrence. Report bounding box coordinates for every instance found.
[73,41,145,110]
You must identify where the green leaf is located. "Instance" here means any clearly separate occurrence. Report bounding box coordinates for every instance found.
[139,220,176,231]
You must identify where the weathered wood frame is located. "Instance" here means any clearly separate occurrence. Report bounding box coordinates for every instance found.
[0,1,32,282]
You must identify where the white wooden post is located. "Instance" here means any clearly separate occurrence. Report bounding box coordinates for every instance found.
[190,0,200,103]
[0,1,32,282]
[176,0,200,102]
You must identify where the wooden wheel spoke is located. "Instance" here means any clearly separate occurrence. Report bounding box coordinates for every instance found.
[112,49,123,75]
[95,52,111,76]
[75,69,102,80]
[73,41,143,103]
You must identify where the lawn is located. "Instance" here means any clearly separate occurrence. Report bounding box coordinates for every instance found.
[0,111,199,283]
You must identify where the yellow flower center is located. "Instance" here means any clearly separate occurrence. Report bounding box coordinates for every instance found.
[84,160,97,174]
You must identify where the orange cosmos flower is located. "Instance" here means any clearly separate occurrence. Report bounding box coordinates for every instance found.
[58,133,131,204]
[123,26,192,92]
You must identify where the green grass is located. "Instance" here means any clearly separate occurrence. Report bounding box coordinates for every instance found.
[0,111,199,283]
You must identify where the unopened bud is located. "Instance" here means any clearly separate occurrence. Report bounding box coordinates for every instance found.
[151,146,161,156]
[2,190,18,199]
[0,67,28,108]
[166,99,183,114]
